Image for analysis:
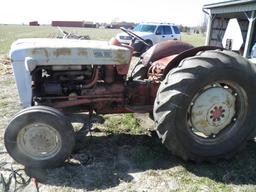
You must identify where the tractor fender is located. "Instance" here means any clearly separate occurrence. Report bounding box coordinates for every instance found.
[162,46,224,78]
[141,40,194,66]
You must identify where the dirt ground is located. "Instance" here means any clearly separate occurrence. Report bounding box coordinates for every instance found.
[0,57,256,192]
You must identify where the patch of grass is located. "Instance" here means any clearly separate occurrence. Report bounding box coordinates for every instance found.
[0,99,8,108]
[181,32,205,47]
[147,170,160,177]
[0,24,121,54]
[165,167,232,192]
[104,114,142,134]
[2,78,14,86]
[0,25,205,54]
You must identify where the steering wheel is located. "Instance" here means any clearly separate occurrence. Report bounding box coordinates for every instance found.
[120,27,151,47]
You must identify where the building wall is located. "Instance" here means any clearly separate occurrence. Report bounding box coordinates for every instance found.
[29,21,39,26]
[52,21,84,28]
[110,22,135,29]
[209,14,249,50]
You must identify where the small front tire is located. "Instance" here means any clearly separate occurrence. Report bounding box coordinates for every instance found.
[4,106,75,168]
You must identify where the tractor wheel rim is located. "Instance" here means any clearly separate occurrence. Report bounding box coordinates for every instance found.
[17,123,62,160]
[187,82,247,138]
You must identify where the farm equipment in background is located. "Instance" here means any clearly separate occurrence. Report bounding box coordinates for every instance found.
[4,13,256,168]
[57,26,90,40]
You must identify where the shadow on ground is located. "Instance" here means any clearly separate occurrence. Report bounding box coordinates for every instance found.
[25,124,256,190]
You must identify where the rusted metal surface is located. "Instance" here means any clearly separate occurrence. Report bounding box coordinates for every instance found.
[148,55,177,81]
[11,38,132,67]
[82,83,125,95]
[40,80,159,114]
[31,48,49,57]
[82,67,99,88]
[109,37,133,59]
[77,49,88,56]
[104,65,115,83]
[109,38,132,75]
[141,40,194,66]
[95,81,159,113]
[146,47,221,82]
[52,97,124,108]
[116,64,129,75]
[127,82,159,106]
[53,48,71,57]
[163,46,224,77]
[42,83,125,109]
[140,44,223,82]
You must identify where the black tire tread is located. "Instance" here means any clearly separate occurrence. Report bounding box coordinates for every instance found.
[154,50,256,162]
[4,106,75,168]
[131,63,148,80]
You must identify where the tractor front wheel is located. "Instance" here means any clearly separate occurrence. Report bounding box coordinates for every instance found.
[4,106,75,168]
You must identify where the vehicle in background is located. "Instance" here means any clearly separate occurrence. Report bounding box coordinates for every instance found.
[116,23,181,55]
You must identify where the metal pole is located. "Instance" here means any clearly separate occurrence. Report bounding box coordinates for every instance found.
[204,10,213,46]
[243,11,256,58]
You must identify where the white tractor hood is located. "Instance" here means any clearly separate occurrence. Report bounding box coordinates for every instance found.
[10,38,131,69]
[9,38,131,108]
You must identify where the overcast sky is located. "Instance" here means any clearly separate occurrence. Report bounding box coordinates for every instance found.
[0,0,227,26]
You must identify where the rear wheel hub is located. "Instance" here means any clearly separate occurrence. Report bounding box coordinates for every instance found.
[189,87,236,137]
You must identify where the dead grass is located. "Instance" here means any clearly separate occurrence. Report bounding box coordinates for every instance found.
[0,56,12,75]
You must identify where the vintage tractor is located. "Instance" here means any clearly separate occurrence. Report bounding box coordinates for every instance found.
[4,26,256,168]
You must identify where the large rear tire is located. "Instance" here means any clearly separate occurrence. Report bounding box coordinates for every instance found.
[4,106,75,168]
[154,50,256,162]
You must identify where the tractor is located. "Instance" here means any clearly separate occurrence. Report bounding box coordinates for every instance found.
[4,20,256,168]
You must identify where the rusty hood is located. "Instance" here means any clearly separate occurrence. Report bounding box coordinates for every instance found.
[10,38,131,70]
